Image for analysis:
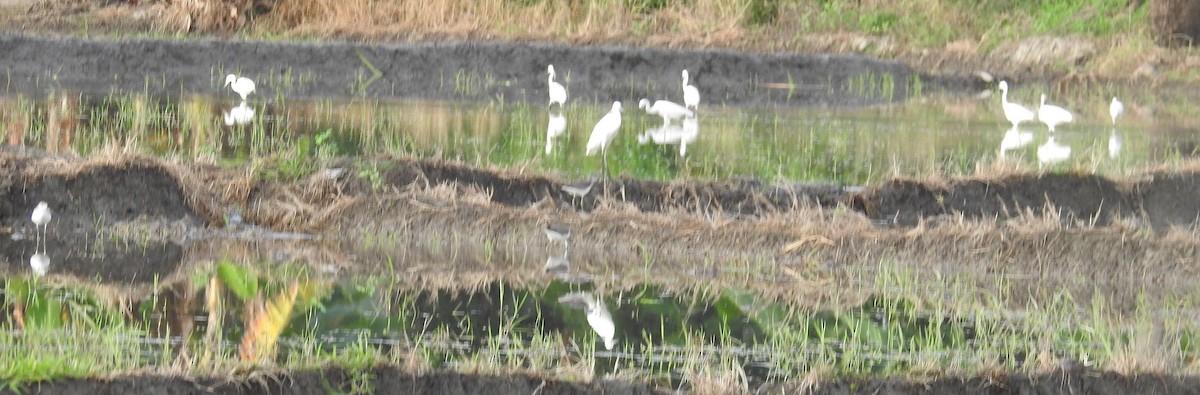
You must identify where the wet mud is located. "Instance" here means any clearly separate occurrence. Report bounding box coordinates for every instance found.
[8,367,1199,395]
[3,151,1200,392]
[0,33,980,107]
[0,150,1195,303]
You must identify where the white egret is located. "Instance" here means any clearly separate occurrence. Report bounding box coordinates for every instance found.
[558,292,615,350]
[547,65,567,109]
[223,101,255,126]
[224,74,256,101]
[31,201,51,253]
[544,224,570,247]
[586,102,623,178]
[638,98,693,124]
[29,253,49,277]
[545,112,566,154]
[997,81,1035,128]
[1038,94,1073,133]
[681,70,700,111]
[1037,136,1072,166]
[1109,97,1124,125]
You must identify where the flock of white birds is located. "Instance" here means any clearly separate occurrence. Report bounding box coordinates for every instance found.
[545,65,701,176]
[996,80,1124,165]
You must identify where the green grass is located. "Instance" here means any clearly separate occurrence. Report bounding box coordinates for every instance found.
[4,251,1199,387]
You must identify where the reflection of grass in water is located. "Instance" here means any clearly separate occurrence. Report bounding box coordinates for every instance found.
[3,253,1200,386]
[6,89,1200,186]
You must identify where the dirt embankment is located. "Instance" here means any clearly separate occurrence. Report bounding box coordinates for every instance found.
[2,151,1199,307]
[0,33,980,107]
[7,366,1200,395]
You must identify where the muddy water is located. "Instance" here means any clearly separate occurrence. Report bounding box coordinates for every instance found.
[3,92,1199,185]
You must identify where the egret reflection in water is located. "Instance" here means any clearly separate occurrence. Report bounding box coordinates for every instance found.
[1037,136,1071,166]
[558,291,615,350]
[223,101,255,126]
[999,126,1033,157]
[546,111,566,154]
[1109,129,1122,159]
[638,116,698,157]
[29,252,49,277]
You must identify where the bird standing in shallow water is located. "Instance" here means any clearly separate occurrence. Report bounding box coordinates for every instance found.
[31,201,51,254]
[638,98,693,124]
[224,74,256,101]
[997,81,1035,129]
[547,65,567,109]
[558,292,615,350]
[1109,97,1124,125]
[1038,94,1073,133]
[586,102,623,178]
[681,70,700,111]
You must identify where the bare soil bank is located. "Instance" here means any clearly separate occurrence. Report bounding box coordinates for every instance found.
[7,367,1199,395]
[0,33,980,106]
[4,151,1200,392]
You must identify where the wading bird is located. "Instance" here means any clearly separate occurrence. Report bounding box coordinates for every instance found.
[1110,97,1124,125]
[681,70,700,111]
[997,81,1035,129]
[638,98,693,124]
[1038,94,1073,133]
[31,201,51,253]
[547,65,567,109]
[586,102,623,178]
[558,292,615,350]
[224,74,256,101]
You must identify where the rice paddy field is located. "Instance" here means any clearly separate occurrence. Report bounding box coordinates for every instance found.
[3,1,1200,394]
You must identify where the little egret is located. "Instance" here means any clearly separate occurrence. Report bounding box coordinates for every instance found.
[224,74,256,101]
[558,292,616,350]
[681,70,700,111]
[29,253,49,277]
[638,98,693,124]
[1037,136,1071,166]
[997,81,1035,128]
[544,224,571,247]
[1038,94,1073,133]
[1109,97,1124,125]
[31,201,51,253]
[545,112,566,154]
[586,102,623,178]
[547,65,567,109]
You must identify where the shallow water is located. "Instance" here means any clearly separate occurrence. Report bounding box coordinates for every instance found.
[3,90,1198,185]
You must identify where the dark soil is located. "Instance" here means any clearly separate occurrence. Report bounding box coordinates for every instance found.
[3,152,1200,393]
[0,148,211,283]
[0,33,980,107]
[8,367,1200,395]
[1,368,663,395]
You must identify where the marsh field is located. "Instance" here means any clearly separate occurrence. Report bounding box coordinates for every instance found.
[3,1,1200,394]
